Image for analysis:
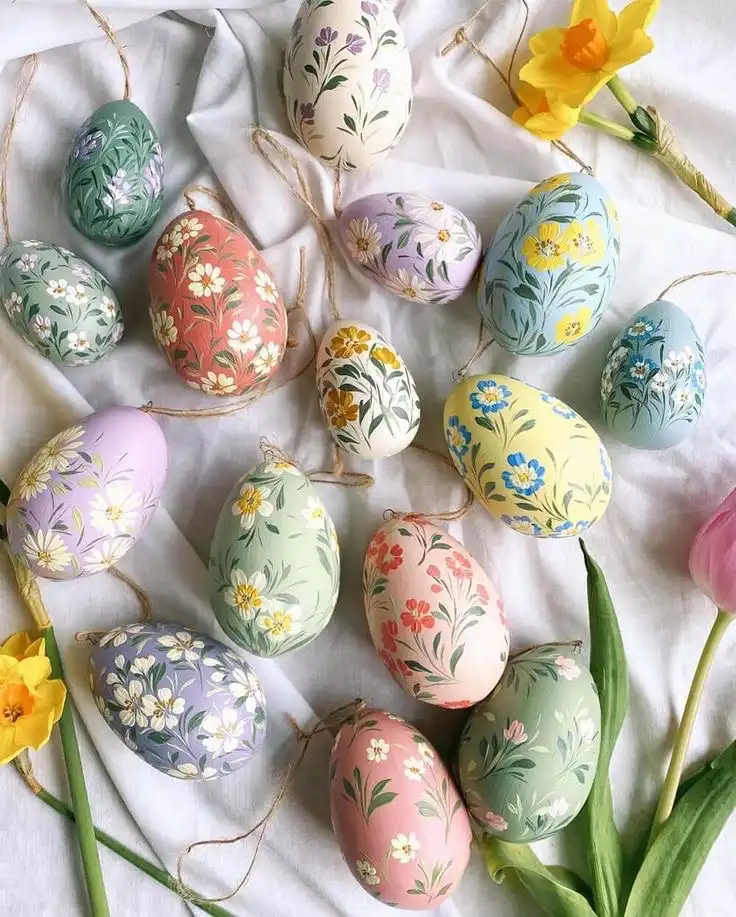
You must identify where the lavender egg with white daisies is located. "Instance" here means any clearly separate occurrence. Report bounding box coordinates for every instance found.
[88,622,267,780]
[338,193,483,304]
[5,406,167,581]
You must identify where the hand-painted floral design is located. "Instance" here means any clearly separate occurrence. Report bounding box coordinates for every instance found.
[0,240,123,366]
[329,708,471,907]
[6,407,166,581]
[317,320,420,460]
[149,209,287,396]
[88,622,266,779]
[338,193,482,304]
[63,101,164,246]
[444,374,611,537]
[363,517,509,707]
[601,300,706,450]
[458,643,601,843]
[284,0,413,171]
[210,461,340,657]
[478,173,619,355]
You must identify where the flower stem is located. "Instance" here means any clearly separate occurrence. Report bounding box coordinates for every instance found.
[647,608,733,850]
[607,74,638,114]
[42,624,110,917]
[579,110,635,142]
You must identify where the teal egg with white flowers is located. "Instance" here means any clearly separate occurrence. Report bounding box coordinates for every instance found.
[601,300,706,450]
[63,100,164,247]
[477,173,619,355]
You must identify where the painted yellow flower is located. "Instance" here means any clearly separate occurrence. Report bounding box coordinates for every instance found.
[330,325,371,359]
[259,606,302,641]
[564,219,605,264]
[325,388,359,429]
[530,174,572,195]
[521,222,571,271]
[0,635,66,765]
[512,83,581,141]
[373,347,400,370]
[555,307,593,343]
[519,0,660,108]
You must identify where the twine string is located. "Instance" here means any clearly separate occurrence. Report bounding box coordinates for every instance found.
[183,184,238,225]
[0,54,39,245]
[81,0,131,101]
[332,169,343,218]
[142,247,316,419]
[657,269,736,301]
[74,567,153,645]
[383,441,474,522]
[259,439,374,489]
[440,0,593,175]
[252,127,340,321]
[176,699,365,904]
[453,317,494,380]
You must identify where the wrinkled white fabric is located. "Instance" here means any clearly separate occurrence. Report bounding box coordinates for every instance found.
[1,2,736,916]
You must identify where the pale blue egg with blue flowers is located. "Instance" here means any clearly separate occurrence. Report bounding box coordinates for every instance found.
[601,300,706,450]
[477,173,620,356]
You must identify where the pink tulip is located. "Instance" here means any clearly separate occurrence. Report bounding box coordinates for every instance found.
[688,487,736,613]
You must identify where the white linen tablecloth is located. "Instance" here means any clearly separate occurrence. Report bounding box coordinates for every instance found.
[1,2,736,915]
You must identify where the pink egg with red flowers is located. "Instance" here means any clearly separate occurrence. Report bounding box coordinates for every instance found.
[363,516,509,708]
[148,209,288,396]
[329,708,471,910]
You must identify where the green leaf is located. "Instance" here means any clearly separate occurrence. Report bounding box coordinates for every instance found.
[323,75,348,92]
[483,838,598,917]
[623,740,736,917]
[343,114,356,132]
[342,778,357,804]
[580,541,629,917]
[367,791,398,817]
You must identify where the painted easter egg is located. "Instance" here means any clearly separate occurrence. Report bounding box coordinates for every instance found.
[209,459,340,657]
[63,101,164,246]
[338,193,482,304]
[149,209,288,396]
[457,643,601,843]
[444,374,611,537]
[478,173,619,355]
[0,240,123,366]
[283,0,413,171]
[316,320,419,459]
[329,708,471,909]
[363,516,509,707]
[88,622,267,779]
[6,406,166,580]
[601,300,706,450]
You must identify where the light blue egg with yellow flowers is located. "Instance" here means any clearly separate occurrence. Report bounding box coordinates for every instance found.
[477,173,620,356]
[601,299,706,450]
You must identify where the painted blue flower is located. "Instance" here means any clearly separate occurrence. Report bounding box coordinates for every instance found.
[470,379,511,415]
[551,520,590,538]
[501,514,543,536]
[691,360,706,392]
[625,317,655,341]
[628,355,658,383]
[599,445,612,482]
[501,452,545,497]
[446,415,471,468]
[541,392,577,420]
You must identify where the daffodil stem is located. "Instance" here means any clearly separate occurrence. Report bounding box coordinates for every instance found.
[43,625,110,917]
[579,110,635,142]
[607,75,638,115]
[647,608,733,851]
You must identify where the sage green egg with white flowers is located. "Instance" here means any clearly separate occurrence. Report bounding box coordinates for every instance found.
[0,240,123,366]
[209,460,341,657]
[457,642,601,843]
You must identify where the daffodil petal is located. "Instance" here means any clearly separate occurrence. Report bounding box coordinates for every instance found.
[14,708,55,750]
[520,54,602,107]
[516,80,548,114]
[528,27,566,57]
[512,106,532,128]
[0,727,23,766]
[17,656,52,691]
[617,0,660,33]
[606,30,655,72]
[0,632,35,659]
[571,0,617,40]
[34,679,67,725]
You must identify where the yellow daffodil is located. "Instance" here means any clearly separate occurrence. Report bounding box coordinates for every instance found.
[0,634,66,765]
[530,174,572,195]
[519,0,660,107]
[521,222,571,271]
[512,82,581,141]
[564,218,606,264]
[555,307,593,343]
[0,631,45,661]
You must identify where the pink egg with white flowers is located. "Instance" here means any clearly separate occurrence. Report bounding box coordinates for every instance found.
[363,516,509,708]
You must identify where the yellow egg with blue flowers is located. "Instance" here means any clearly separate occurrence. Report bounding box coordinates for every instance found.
[443,374,612,537]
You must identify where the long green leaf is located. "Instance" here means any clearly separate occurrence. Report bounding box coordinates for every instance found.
[580,541,629,917]
[483,838,598,917]
[624,740,736,917]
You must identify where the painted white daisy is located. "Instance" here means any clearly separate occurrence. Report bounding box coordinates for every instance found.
[83,538,131,573]
[390,832,420,864]
[253,341,282,376]
[200,371,237,395]
[188,263,225,298]
[39,425,84,472]
[15,457,52,501]
[415,221,462,262]
[254,270,279,304]
[22,530,72,573]
[384,268,431,303]
[30,315,52,339]
[345,218,382,264]
[227,319,261,355]
[152,311,178,347]
[89,482,143,537]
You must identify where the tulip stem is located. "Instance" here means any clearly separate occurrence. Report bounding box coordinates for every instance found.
[647,608,733,850]
[579,110,635,142]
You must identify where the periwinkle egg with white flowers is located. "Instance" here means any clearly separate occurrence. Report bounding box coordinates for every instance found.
[601,300,706,449]
[88,622,267,780]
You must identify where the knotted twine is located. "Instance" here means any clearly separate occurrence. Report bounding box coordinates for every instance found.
[383,441,474,522]
[657,269,736,302]
[440,0,593,176]
[183,184,238,227]
[81,0,131,101]
[259,439,374,489]
[74,566,154,645]
[175,699,366,904]
[0,54,39,245]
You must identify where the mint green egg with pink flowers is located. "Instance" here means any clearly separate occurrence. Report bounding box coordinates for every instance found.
[457,642,601,843]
